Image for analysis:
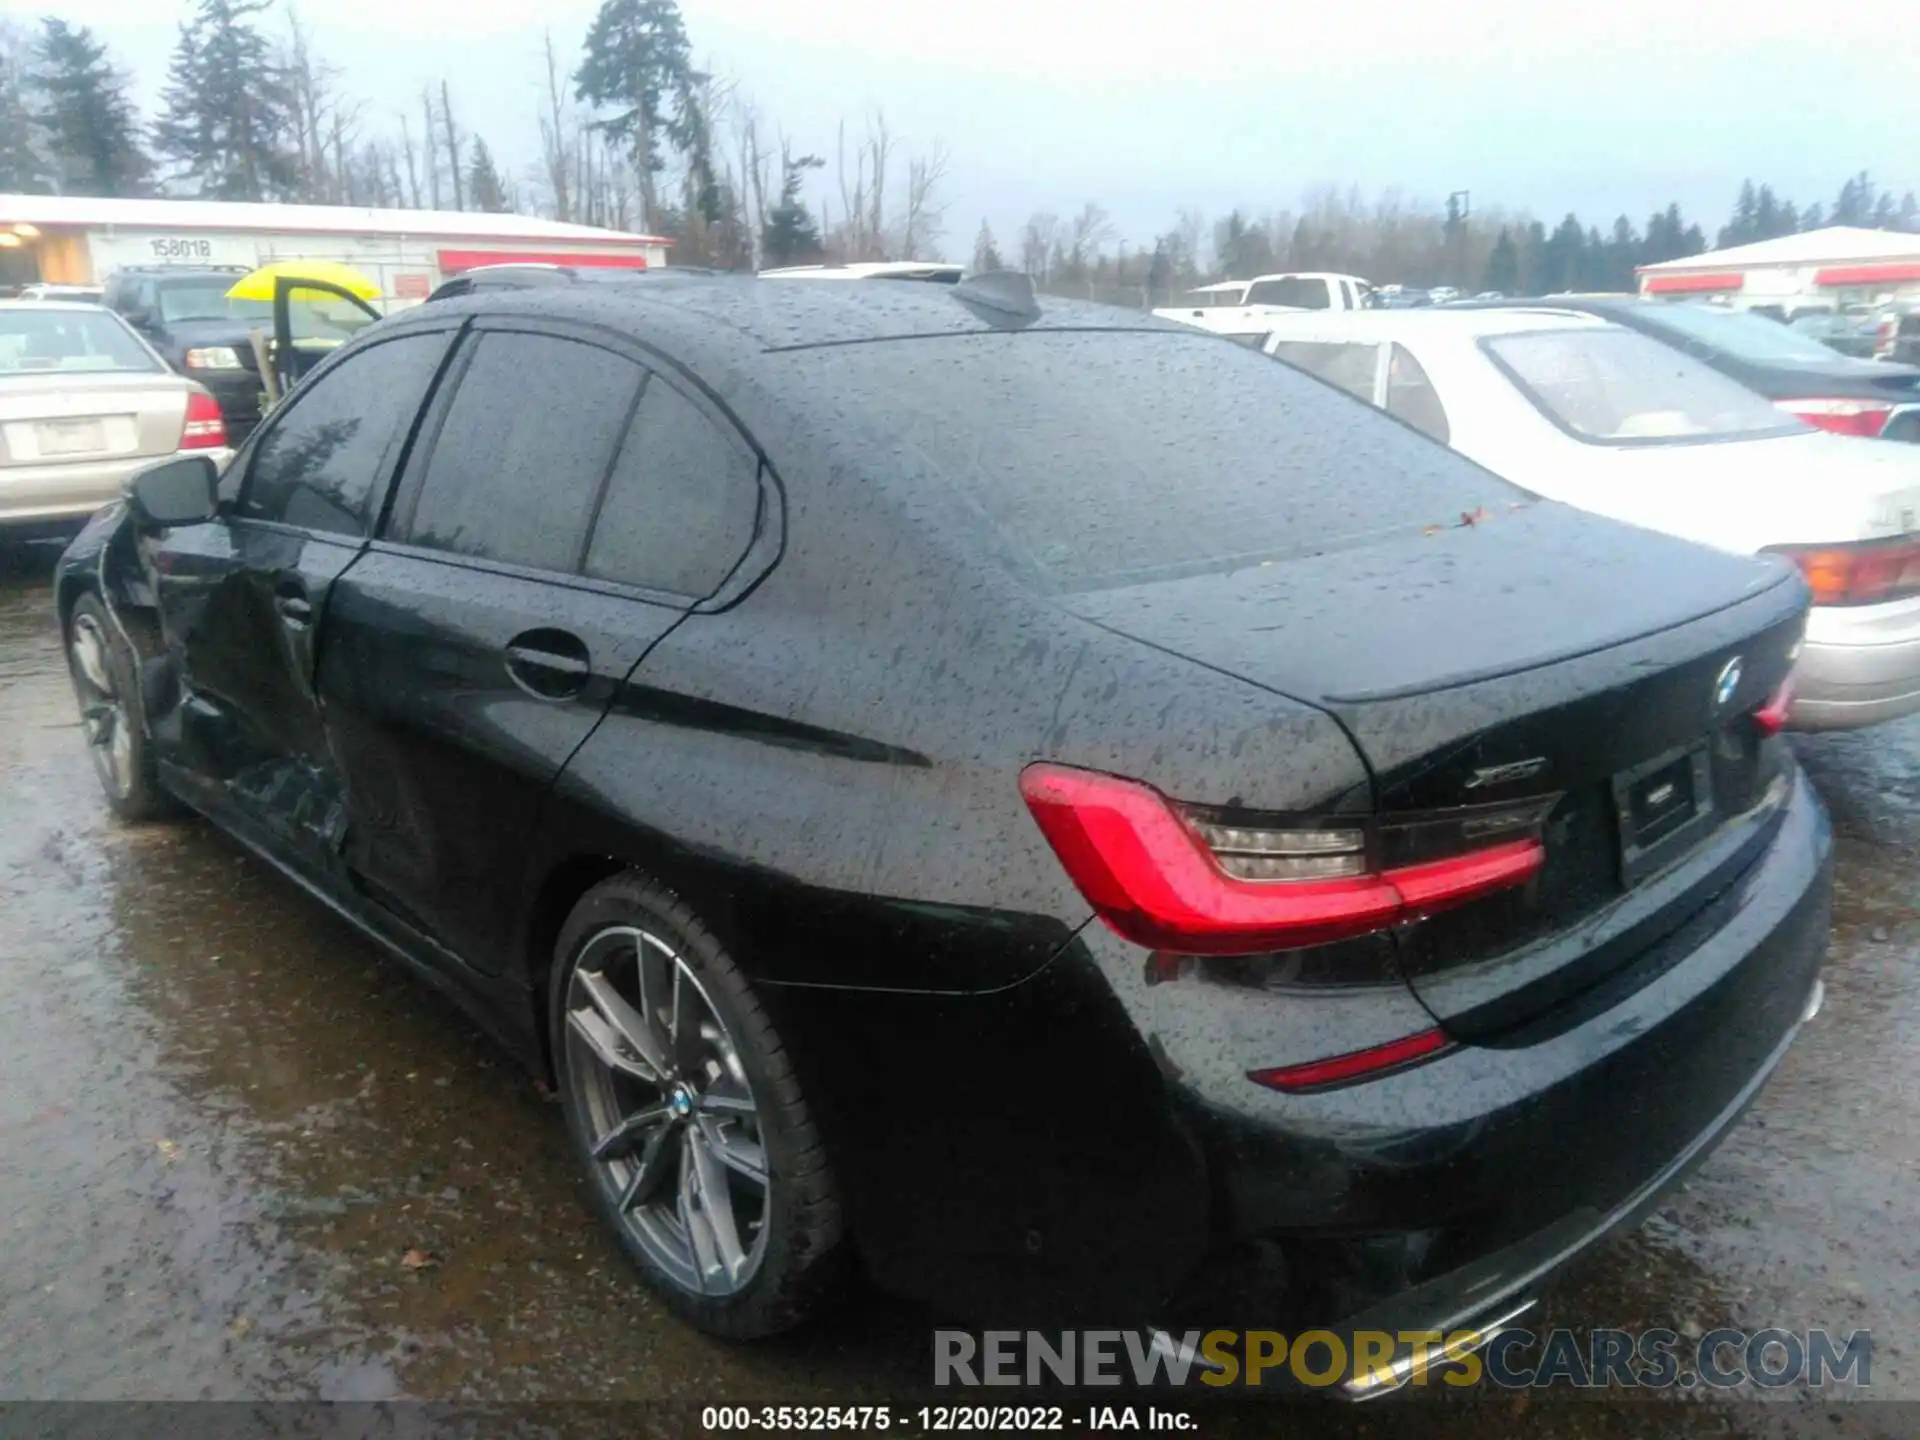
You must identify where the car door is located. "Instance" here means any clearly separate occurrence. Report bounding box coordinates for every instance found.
[147,327,459,881]
[271,275,384,400]
[313,319,757,976]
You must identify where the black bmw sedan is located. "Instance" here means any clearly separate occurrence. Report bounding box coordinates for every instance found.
[54,273,1829,1390]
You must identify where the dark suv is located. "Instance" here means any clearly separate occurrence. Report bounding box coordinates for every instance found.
[103,266,270,441]
[55,275,1828,1388]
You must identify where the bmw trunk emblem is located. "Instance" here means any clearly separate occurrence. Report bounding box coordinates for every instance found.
[1714,656,1743,710]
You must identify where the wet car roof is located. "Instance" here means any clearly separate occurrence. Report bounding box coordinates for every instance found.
[426,271,1179,355]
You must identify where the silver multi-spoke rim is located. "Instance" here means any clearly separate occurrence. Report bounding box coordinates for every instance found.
[565,926,770,1297]
[69,614,131,800]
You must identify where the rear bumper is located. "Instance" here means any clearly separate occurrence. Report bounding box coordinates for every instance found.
[1790,596,1920,730]
[1157,766,1830,1357]
[1,448,235,528]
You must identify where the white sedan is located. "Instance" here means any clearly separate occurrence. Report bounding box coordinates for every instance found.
[1257,307,1920,730]
[1,301,232,539]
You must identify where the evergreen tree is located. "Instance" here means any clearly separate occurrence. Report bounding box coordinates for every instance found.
[1800,202,1826,231]
[1900,193,1920,234]
[1753,184,1789,240]
[1871,191,1899,229]
[1719,179,1759,248]
[467,136,509,212]
[1515,220,1547,295]
[153,0,299,201]
[31,20,150,196]
[1603,216,1639,292]
[1779,198,1800,234]
[575,0,703,230]
[760,148,823,264]
[1541,213,1585,292]
[1832,171,1874,226]
[971,219,1002,272]
[0,38,48,193]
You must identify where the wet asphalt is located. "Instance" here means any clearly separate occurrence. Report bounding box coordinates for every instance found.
[1,537,1917,1440]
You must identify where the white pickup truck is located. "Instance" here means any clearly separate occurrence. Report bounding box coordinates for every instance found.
[1153,272,1375,343]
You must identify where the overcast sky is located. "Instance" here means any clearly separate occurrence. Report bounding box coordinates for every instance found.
[27,0,1920,253]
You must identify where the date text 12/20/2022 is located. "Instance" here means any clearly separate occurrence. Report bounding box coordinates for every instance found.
[701,1408,1194,1431]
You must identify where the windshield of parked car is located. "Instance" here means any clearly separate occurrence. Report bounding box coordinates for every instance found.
[1245,276,1331,309]
[1639,302,1861,363]
[796,329,1526,592]
[157,280,273,325]
[0,308,163,374]
[1484,326,1808,444]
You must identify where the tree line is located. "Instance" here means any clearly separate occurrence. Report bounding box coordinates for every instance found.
[0,0,1915,298]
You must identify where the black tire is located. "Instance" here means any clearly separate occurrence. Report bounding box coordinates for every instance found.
[64,593,177,823]
[548,871,846,1337]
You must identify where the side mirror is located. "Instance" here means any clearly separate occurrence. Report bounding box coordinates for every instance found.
[126,455,218,531]
[120,307,152,330]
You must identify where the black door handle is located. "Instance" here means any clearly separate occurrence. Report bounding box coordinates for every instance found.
[504,628,591,700]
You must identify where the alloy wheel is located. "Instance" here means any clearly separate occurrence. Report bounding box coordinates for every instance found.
[564,925,772,1297]
[69,614,132,800]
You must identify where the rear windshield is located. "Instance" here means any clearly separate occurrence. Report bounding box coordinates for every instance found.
[1484,327,1807,445]
[1638,303,1859,364]
[1246,276,1331,310]
[0,308,162,374]
[157,279,271,325]
[793,329,1524,592]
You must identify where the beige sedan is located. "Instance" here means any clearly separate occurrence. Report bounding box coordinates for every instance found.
[0,300,232,538]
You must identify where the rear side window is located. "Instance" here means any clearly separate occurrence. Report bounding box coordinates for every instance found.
[585,378,760,598]
[1268,340,1381,401]
[403,332,642,572]
[1386,343,1450,443]
[238,333,449,535]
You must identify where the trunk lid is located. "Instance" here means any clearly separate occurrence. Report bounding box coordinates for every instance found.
[0,373,194,465]
[1065,501,1808,1035]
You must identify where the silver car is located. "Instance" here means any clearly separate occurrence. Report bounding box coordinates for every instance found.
[0,300,233,538]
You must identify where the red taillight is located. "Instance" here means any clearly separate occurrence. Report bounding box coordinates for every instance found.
[1018,763,1544,957]
[180,389,227,450]
[1766,535,1920,607]
[1249,1028,1452,1093]
[1754,678,1794,736]
[1777,398,1895,439]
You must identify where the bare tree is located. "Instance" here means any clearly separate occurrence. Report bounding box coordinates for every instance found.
[420,88,441,209]
[538,28,572,222]
[898,140,952,260]
[865,111,892,261]
[732,94,772,268]
[397,112,422,208]
[439,79,463,211]
[1020,212,1060,281]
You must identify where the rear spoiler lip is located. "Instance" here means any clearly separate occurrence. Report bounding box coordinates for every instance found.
[1322,561,1808,705]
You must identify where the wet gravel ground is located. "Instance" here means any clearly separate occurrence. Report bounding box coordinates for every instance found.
[2,537,1918,1439]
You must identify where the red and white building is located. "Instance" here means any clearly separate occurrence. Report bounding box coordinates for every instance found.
[0,194,670,306]
[1636,225,1920,313]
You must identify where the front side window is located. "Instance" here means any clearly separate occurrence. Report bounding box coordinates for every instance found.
[402,332,642,572]
[0,308,162,375]
[585,378,760,598]
[238,333,450,535]
[1483,327,1808,445]
[1267,339,1382,401]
